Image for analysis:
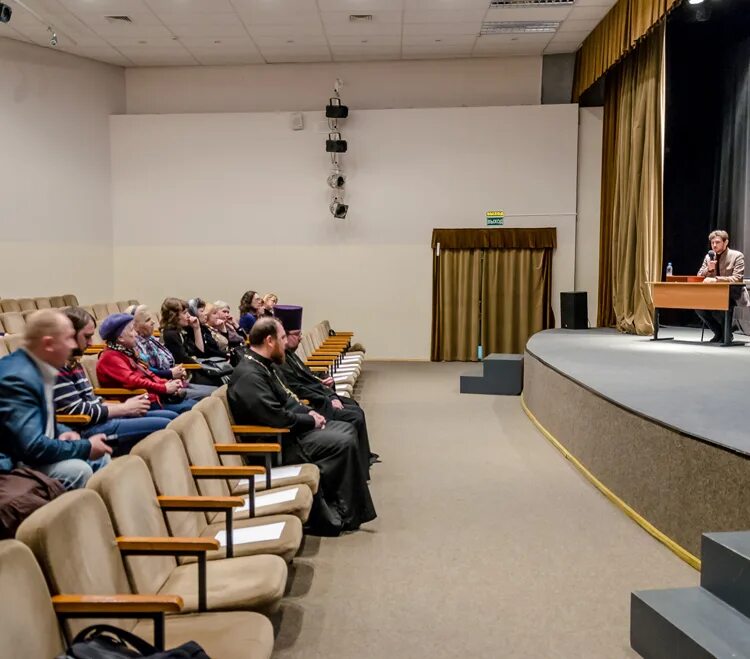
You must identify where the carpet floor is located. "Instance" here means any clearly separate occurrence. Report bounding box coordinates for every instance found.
[272,362,698,658]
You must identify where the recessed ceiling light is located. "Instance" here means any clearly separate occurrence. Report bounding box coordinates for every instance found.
[361,39,368,43]
[214,40,221,44]
[138,40,147,44]
[435,39,442,42]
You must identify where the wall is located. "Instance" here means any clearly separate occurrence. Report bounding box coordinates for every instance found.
[110,104,578,359]
[575,106,603,325]
[125,56,542,114]
[0,38,125,302]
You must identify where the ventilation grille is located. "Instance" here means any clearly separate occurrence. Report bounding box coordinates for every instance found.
[481,20,560,34]
[490,0,573,5]
[349,14,373,22]
[105,15,133,23]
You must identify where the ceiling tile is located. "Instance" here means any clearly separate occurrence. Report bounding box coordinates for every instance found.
[567,5,612,20]
[177,35,257,48]
[58,0,153,16]
[548,29,588,43]
[572,0,616,5]
[318,0,404,10]
[484,6,572,22]
[405,0,489,7]
[474,32,552,48]
[320,10,403,25]
[403,22,479,36]
[261,47,332,63]
[247,24,325,37]
[158,20,249,38]
[331,46,401,61]
[253,34,328,47]
[404,9,487,23]
[328,34,401,46]
[544,43,579,54]
[230,0,319,24]
[558,18,600,33]
[147,11,240,26]
[145,0,237,13]
[402,45,472,59]
[402,34,476,47]
[188,50,265,65]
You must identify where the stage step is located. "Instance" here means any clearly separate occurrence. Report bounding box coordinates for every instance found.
[631,587,750,659]
[459,354,523,396]
[701,531,750,619]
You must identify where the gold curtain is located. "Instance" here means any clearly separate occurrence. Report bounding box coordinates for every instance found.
[481,248,554,355]
[431,249,482,362]
[572,0,680,101]
[604,25,665,335]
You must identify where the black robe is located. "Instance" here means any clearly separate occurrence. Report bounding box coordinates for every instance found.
[278,349,373,476]
[228,352,376,535]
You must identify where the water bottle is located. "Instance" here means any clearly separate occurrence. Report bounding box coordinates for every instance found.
[666,262,673,278]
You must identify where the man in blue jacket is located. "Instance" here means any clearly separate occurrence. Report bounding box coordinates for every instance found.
[0,309,112,489]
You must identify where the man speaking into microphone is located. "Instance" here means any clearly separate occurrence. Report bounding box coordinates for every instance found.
[696,230,750,342]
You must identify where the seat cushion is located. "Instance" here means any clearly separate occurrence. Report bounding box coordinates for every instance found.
[231,464,320,495]
[201,514,303,563]
[209,484,313,525]
[134,611,273,659]
[160,554,287,614]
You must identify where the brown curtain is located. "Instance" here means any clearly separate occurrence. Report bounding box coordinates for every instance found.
[599,25,665,335]
[431,248,482,362]
[481,248,554,355]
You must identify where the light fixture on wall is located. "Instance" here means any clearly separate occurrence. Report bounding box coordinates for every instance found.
[330,198,349,219]
[327,171,346,189]
[0,3,12,23]
[325,79,350,220]
[48,27,57,47]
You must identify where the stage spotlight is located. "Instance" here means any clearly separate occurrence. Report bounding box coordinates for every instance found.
[326,131,347,153]
[48,27,57,46]
[688,0,704,4]
[326,97,349,119]
[330,198,348,219]
[327,172,346,189]
[0,3,12,23]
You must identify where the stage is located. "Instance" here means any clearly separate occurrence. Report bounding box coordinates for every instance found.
[523,328,750,561]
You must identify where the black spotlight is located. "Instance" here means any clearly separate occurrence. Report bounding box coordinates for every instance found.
[327,172,346,189]
[0,3,12,23]
[326,132,347,153]
[326,97,349,119]
[330,199,348,219]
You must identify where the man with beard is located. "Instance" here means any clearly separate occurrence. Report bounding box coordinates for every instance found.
[228,317,376,536]
[272,304,379,477]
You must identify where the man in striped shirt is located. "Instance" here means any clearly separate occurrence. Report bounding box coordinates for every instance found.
[54,308,173,455]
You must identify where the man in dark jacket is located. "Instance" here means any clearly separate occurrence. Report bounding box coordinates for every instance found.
[0,310,112,489]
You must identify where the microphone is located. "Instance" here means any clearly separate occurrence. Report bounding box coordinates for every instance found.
[708,250,717,276]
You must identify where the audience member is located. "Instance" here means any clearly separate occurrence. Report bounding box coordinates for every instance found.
[207,302,246,365]
[129,304,215,399]
[160,297,217,387]
[238,290,263,332]
[262,293,278,317]
[96,313,196,415]
[0,310,111,490]
[228,317,376,536]
[189,298,230,359]
[54,307,172,455]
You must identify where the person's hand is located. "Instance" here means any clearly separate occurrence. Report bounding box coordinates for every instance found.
[165,380,182,394]
[122,395,151,416]
[707,261,717,274]
[59,431,81,441]
[171,365,187,379]
[309,411,326,429]
[704,277,717,283]
[188,315,200,329]
[331,399,344,410]
[88,433,113,459]
[322,376,335,387]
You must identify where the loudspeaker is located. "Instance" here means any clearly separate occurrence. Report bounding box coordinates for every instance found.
[560,292,588,329]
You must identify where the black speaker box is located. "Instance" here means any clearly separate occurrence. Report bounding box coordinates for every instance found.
[560,291,588,329]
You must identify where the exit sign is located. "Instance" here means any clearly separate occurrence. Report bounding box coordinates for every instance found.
[486,210,504,226]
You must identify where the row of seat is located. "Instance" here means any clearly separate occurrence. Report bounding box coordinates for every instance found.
[2,389,324,658]
[0,293,78,313]
[296,320,364,396]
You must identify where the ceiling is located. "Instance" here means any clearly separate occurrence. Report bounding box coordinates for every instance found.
[0,0,617,67]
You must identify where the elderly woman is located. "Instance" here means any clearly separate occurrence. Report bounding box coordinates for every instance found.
[238,290,263,332]
[128,304,215,400]
[96,313,196,415]
[190,298,229,360]
[261,293,278,317]
[207,301,246,365]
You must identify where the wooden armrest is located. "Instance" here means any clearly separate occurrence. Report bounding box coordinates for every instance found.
[215,443,281,454]
[308,367,329,373]
[94,388,147,396]
[333,331,355,336]
[84,347,104,354]
[56,414,91,424]
[306,357,337,364]
[117,536,219,552]
[231,424,290,435]
[191,465,265,477]
[157,495,244,510]
[52,594,183,614]
[182,363,202,370]
[312,350,343,356]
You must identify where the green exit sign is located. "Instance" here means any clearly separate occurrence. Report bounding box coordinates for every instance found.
[486,210,504,226]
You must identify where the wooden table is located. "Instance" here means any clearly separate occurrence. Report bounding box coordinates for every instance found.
[649,280,746,346]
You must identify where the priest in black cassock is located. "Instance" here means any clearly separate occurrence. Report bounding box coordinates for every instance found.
[228,317,376,536]
[272,304,378,478]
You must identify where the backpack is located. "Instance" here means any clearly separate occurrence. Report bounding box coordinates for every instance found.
[57,625,210,659]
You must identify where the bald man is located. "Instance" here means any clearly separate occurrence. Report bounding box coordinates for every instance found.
[0,309,111,489]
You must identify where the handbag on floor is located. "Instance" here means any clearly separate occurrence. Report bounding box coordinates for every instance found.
[57,624,210,659]
[0,467,65,539]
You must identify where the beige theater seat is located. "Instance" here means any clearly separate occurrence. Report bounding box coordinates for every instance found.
[0,337,9,357]
[17,298,37,311]
[92,302,109,320]
[4,333,24,353]
[49,295,66,307]
[34,297,52,309]
[132,430,303,563]
[0,298,20,312]
[15,493,275,658]
[63,293,79,306]
[106,301,121,315]
[117,300,135,311]
[0,312,26,334]
[199,393,320,495]
[168,411,313,524]
[88,456,287,615]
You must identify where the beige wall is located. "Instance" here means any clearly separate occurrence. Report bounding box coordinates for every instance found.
[575,107,603,326]
[125,56,542,114]
[0,38,125,302]
[110,104,579,359]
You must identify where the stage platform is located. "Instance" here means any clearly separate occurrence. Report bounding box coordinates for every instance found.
[523,328,750,561]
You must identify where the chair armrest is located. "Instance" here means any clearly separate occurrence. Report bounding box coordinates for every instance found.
[308,366,329,373]
[215,443,281,454]
[83,347,104,355]
[182,363,202,370]
[157,495,244,510]
[312,351,343,356]
[52,594,183,614]
[333,331,355,336]
[306,358,337,364]
[56,414,92,424]
[190,466,265,478]
[231,424,290,435]
[94,388,148,396]
[116,536,219,552]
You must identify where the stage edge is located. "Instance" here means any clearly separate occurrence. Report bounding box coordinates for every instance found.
[520,394,701,571]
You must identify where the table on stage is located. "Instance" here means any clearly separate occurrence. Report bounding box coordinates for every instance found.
[649,276,746,346]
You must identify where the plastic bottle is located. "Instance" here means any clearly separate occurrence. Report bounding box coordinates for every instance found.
[666,262,673,278]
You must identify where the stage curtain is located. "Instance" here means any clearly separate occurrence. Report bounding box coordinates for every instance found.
[481,248,554,355]
[606,25,665,335]
[431,248,482,361]
[572,0,680,101]
[431,228,557,250]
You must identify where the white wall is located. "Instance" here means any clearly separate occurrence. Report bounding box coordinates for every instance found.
[576,107,603,326]
[125,57,542,114]
[110,104,578,359]
[0,38,125,302]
